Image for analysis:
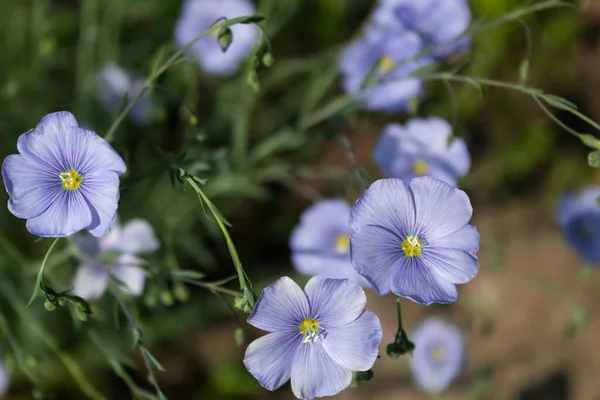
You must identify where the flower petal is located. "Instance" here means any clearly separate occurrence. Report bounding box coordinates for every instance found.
[391,258,458,305]
[351,178,415,236]
[243,331,299,391]
[112,254,146,296]
[429,224,479,253]
[247,277,309,332]
[0,362,10,396]
[422,247,478,284]
[409,177,472,240]
[72,263,109,300]
[291,342,352,399]
[321,311,382,371]
[81,171,121,237]
[26,190,92,237]
[304,277,366,328]
[350,224,403,295]
[120,219,159,254]
[98,217,122,252]
[2,154,56,219]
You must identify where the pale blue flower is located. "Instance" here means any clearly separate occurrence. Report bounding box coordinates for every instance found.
[350,177,479,304]
[410,317,464,393]
[2,112,126,237]
[290,200,369,287]
[72,218,159,300]
[374,117,470,186]
[558,185,600,264]
[175,0,260,77]
[340,25,433,112]
[97,64,156,126]
[0,364,9,396]
[373,0,471,57]
[244,277,382,399]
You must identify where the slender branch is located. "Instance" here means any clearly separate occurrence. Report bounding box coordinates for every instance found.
[176,277,243,297]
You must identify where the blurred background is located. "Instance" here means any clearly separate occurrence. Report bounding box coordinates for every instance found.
[0,0,598,399]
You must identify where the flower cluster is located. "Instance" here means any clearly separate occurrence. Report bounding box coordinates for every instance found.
[339,0,471,112]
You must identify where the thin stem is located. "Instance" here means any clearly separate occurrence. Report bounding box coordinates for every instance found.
[337,132,369,191]
[104,15,261,142]
[28,237,61,306]
[176,277,243,297]
[112,286,164,399]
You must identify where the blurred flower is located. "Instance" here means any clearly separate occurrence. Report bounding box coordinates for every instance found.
[0,365,9,396]
[410,317,464,393]
[372,0,471,57]
[244,277,382,399]
[558,185,600,263]
[290,200,369,286]
[175,0,260,77]
[1,112,125,237]
[72,218,159,300]
[97,64,156,126]
[374,117,470,186]
[339,25,433,112]
[350,177,479,304]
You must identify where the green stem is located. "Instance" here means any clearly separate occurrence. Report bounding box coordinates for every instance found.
[104,15,262,142]
[28,237,61,307]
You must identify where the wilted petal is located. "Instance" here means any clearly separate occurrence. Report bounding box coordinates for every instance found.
[248,277,309,332]
[304,277,366,328]
[72,263,109,300]
[26,191,92,237]
[422,247,478,284]
[351,224,403,295]
[243,331,299,391]
[82,171,121,237]
[409,177,472,240]
[120,219,160,254]
[112,254,146,296]
[391,258,458,305]
[321,311,382,371]
[291,342,352,399]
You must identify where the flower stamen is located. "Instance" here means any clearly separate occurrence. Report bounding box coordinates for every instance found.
[413,159,428,176]
[299,318,321,344]
[59,169,83,190]
[335,234,350,254]
[402,235,422,257]
[378,55,396,74]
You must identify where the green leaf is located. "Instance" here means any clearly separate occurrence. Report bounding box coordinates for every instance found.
[238,15,265,24]
[543,94,578,111]
[171,270,206,280]
[588,151,600,168]
[407,62,440,79]
[143,348,165,372]
[148,46,167,79]
[579,134,600,150]
[518,60,529,83]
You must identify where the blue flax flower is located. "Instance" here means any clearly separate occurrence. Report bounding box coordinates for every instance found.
[0,363,9,397]
[350,177,479,304]
[244,277,382,399]
[175,0,260,77]
[558,185,600,264]
[374,117,470,186]
[410,317,464,393]
[290,200,369,286]
[72,218,159,300]
[97,64,156,126]
[340,25,433,112]
[373,0,471,57]
[2,112,126,238]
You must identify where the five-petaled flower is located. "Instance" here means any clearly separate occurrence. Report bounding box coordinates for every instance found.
[72,217,159,300]
[175,0,260,77]
[244,276,382,399]
[372,0,471,58]
[374,117,470,186]
[350,177,479,305]
[410,317,464,393]
[558,185,600,264]
[2,112,126,238]
[290,200,369,287]
[339,25,433,112]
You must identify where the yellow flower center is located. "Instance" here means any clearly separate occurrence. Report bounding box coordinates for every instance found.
[379,55,396,74]
[413,159,428,176]
[430,346,446,363]
[59,169,83,190]
[402,235,422,257]
[299,318,320,343]
[335,234,350,254]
